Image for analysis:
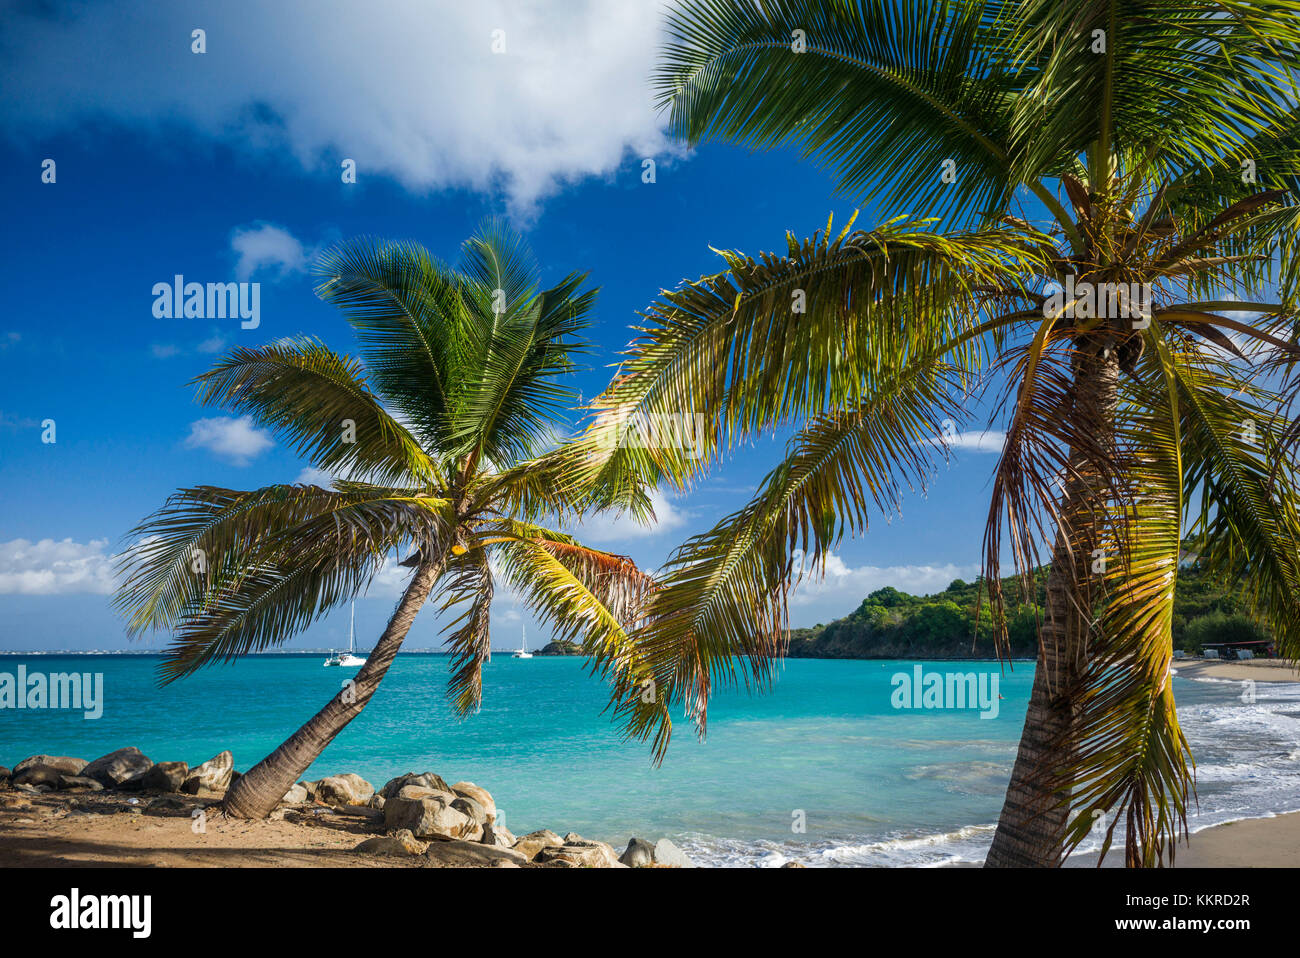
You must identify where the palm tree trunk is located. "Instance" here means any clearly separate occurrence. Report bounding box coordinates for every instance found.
[985,346,1119,867]
[222,556,444,819]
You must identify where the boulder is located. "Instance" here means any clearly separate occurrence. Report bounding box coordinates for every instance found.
[379,772,454,800]
[57,774,104,792]
[355,829,428,857]
[619,837,655,867]
[781,861,807,868]
[395,784,452,802]
[282,783,309,804]
[512,828,564,862]
[652,838,695,868]
[536,842,627,868]
[481,822,517,848]
[559,835,624,868]
[0,766,9,783]
[450,781,496,821]
[424,839,528,868]
[383,794,481,841]
[367,793,385,810]
[14,755,87,776]
[314,773,374,806]
[451,795,488,826]
[13,764,63,789]
[123,761,188,793]
[82,747,153,787]
[182,751,233,793]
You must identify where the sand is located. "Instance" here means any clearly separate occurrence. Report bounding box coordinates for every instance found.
[0,788,522,867]
[1172,658,1300,683]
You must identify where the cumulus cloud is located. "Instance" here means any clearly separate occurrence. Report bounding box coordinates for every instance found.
[573,486,688,543]
[1,1,676,215]
[789,551,981,610]
[0,538,117,595]
[294,466,334,486]
[184,415,274,465]
[232,223,310,281]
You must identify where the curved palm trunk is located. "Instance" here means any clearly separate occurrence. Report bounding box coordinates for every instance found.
[223,557,444,819]
[985,348,1119,867]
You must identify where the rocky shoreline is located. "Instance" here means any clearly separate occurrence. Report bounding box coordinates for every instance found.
[0,747,695,868]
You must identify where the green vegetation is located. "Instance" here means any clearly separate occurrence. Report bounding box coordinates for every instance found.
[787,565,1275,659]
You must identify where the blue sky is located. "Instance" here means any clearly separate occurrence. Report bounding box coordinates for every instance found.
[0,0,1011,652]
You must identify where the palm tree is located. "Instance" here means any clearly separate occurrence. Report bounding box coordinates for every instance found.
[561,0,1300,866]
[115,220,664,819]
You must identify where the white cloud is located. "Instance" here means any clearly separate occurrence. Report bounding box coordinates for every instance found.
[0,538,117,595]
[573,486,688,543]
[232,223,309,281]
[196,333,227,354]
[295,466,334,486]
[2,1,676,215]
[184,415,274,465]
[918,428,1006,454]
[150,343,181,359]
[789,551,981,611]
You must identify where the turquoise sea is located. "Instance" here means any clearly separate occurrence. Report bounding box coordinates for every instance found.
[2,653,1298,866]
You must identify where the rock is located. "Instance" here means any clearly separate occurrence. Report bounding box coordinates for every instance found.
[481,822,517,848]
[424,839,528,868]
[82,747,153,787]
[355,829,428,857]
[0,794,33,810]
[652,838,695,868]
[144,796,189,816]
[619,837,655,867]
[14,755,87,776]
[451,795,489,826]
[13,764,64,789]
[781,861,807,868]
[282,783,309,804]
[315,773,374,806]
[379,772,454,800]
[395,784,452,802]
[0,765,9,783]
[512,829,564,862]
[181,750,233,793]
[559,836,624,868]
[367,793,385,810]
[536,842,627,868]
[450,781,496,821]
[123,761,189,793]
[383,794,481,841]
[57,774,104,791]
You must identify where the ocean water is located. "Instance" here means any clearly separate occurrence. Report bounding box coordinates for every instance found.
[1,653,1297,866]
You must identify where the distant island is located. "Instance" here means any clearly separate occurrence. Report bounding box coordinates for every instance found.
[786,562,1273,660]
[536,640,582,656]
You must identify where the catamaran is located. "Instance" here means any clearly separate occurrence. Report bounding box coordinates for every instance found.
[324,602,367,667]
[512,625,532,659]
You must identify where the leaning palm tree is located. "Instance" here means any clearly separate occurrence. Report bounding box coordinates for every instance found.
[115,220,663,819]
[561,0,1300,866]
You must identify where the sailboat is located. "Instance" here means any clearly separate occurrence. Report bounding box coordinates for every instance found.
[324,602,367,667]
[511,625,532,659]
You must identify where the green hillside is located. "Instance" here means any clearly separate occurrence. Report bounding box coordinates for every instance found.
[786,563,1273,660]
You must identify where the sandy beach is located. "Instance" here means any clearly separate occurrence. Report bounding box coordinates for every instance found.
[1173,659,1300,683]
[3,780,1297,868]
